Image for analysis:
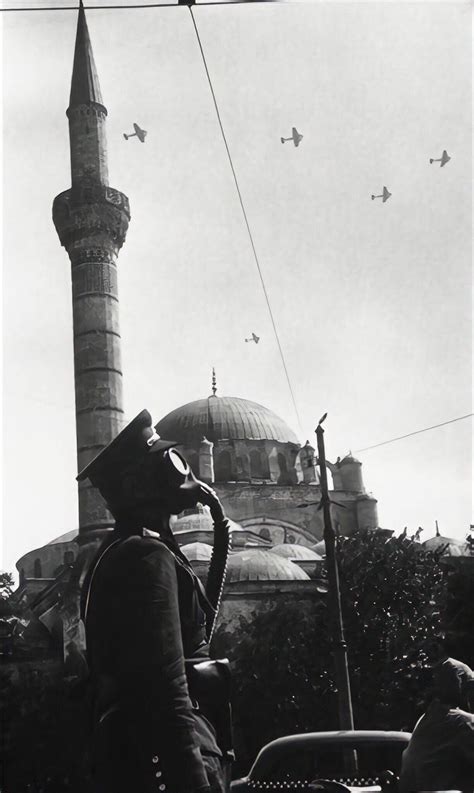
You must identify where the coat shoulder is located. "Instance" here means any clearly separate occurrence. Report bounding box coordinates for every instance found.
[108,535,177,575]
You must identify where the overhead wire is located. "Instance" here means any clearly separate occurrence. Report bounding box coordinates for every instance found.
[188,4,303,435]
[0,1,280,11]
[354,413,473,453]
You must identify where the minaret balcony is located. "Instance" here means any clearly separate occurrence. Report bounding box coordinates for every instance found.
[52,186,130,250]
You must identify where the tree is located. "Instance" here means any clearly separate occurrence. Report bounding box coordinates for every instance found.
[337,532,446,729]
[0,573,16,617]
[442,560,474,666]
[0,572,15,598]
[2,671,92,793]
[215,532,451,774]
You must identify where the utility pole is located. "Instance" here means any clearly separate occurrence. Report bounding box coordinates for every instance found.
[315,414,356,756]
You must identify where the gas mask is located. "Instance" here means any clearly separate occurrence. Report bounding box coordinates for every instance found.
[148,446,202,514]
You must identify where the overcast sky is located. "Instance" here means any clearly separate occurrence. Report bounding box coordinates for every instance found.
[2,0,472,574]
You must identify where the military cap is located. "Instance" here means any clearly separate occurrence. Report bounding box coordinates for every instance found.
[77,409,177,487]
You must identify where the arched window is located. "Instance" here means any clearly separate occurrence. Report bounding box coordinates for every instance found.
[64,551,75,566]
[215,450,232,482]
[34,558,42,578]
[250,449,264,479]
[277,453,291,485]
[235,456,248,480]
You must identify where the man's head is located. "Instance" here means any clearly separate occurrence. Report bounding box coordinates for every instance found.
[433,657,474,710]
[77,410,201,520]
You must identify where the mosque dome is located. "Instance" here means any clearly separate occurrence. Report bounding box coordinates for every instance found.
[172,508,242,536]
[226,549,310,583]
[423,534,466,556]
[156,395,299,447]
[270,544,322,561]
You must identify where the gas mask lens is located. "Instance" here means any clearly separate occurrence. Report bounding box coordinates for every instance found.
[167,449,190,480]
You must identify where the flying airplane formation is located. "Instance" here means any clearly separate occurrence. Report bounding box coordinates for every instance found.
[123,123,147,143]
[430,149,451,167]
[245,333,260,344]
[371,186,392,203]
[281,127,303,147]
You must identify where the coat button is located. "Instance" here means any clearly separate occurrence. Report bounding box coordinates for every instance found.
[152,756,159,764]
[155,772,162,778]
[159,785,166,791]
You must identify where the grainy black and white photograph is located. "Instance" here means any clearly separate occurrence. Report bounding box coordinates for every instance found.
[1,0,473,790]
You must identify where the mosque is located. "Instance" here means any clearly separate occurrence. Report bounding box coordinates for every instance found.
[10,3,467,668]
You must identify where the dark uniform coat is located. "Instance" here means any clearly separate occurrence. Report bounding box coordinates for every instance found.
[83,529,225,793]
[399,701,474,793]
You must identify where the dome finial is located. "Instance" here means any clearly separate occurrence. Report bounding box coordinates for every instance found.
[211,367,217,396]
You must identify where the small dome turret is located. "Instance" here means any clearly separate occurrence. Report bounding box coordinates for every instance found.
[298,441,318,485]
[356,494,378,530]
[338,453,364,492]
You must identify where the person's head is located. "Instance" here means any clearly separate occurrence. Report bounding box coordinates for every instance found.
[77,410,202,528]
[432,657,474,710]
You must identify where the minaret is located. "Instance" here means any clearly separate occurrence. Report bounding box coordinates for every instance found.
[53,1,130,538]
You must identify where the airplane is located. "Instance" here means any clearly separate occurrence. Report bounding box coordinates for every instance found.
[430,149,451,167]
[371,186,392,203]
[123,123,147,143]
[281,127,303,147]
[245,333,260,344]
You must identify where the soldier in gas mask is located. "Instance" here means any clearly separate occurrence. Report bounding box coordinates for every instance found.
[79,410,233,793]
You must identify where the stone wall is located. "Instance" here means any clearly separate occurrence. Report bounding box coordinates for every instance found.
[214,482,361,539]
[216,579,324,639]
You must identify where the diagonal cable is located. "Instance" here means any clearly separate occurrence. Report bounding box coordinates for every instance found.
[188,4,303,434]
[354,413,473,453]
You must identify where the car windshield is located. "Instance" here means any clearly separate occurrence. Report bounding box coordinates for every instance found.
[262,742,406,782]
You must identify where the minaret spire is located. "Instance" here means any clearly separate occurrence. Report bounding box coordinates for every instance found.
[53,2,130,538]
[69,0,105,111]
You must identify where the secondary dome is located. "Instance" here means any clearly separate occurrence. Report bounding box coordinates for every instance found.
[226,549,309,583]
[181,542,213,561]
[270,544,322,561]
[172,508,242,536]
[423,534,466,556]
[155,395,299,446]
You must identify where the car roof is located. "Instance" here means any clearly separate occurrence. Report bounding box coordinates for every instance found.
[250,731,411,777]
